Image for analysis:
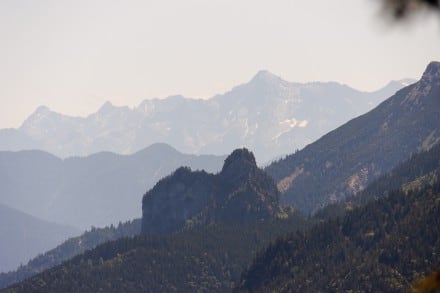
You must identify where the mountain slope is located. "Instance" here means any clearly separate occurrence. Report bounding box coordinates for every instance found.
[315,142,440,220]
[0,143,225,229]
[266,61,440,214]
[0,204,79,274]
[0,73,409,163]
[0,219,140,289]
[142,148,285,233]
[4,218,308,292]
[237,178,440,292]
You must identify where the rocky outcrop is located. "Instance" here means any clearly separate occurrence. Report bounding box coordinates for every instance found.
[141,148,284,233]
[141,167,215,233]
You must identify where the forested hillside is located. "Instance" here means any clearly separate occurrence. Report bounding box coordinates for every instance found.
[0,219,140,289]
[3,216,308,292]
[238,176,440,292]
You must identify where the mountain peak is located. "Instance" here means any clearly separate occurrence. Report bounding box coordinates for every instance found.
[35,105,51,114]
[250,70,282,84]
[142,147,283,233]
[221,148,257,174]
[421,61,440,83]
[20,106,53,127]
[98,101,115,113]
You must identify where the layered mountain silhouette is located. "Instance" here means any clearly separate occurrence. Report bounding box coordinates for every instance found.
[0,143,225,229]
[266,61,440,214]
[0,204,79,274]
[142,148,285,233]
[0,72,410,163]
[6,133,439,292]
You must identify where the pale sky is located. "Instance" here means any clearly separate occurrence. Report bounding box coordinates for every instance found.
[0,0,439,129]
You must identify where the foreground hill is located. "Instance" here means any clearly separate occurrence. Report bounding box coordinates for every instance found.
[266,61,440,214]
[238,181,440,292]
[142,148,285,233]
[0,204,79,274]
[0,143,225,229]
[238,146,440,292]
[0,72,409,163]
[3,217,308,293]
[0,219,140,289]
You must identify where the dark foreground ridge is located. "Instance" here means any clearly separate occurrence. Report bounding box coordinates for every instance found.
[142,148,286,233]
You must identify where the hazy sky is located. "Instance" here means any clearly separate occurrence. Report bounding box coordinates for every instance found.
[1,0,439,128]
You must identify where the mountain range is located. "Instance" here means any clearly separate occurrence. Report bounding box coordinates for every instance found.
[266,61,440,214]
[0,143,225,229]
[0,63,437,291]
[0,204,79,274]
[0,72,412,164]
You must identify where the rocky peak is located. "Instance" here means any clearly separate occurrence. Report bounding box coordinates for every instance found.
[401,61,440,105]
[421,61,440,84]
[97,101,115,114]
[26,106,53,120]
[20,106,55,130]
[142,148,284,233]
[250,70,284,87]
[35,105,51,114]
[221,148,257,179]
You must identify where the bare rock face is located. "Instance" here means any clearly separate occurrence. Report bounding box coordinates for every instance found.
[141,148,284,233]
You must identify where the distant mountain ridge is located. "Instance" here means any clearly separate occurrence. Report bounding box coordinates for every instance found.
[0,72,411,163]
[0,204,79,274]
[0,143,225,229]
[0,219,140,289]
[266,61,440,214]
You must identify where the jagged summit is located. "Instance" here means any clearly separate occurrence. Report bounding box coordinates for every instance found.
[142,148,284,233]
[19,106,57,130]
[400,61,440,106]
[4,65,411,162]
[35,105,51,114]
[421,61,440,83]
[221,148,257,174]
[97,101,116,114]
[250,70,284,85]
